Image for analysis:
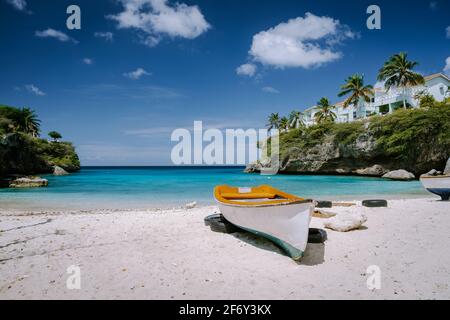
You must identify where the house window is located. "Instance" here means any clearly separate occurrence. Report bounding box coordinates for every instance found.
[353,111,357,119]
[440,86,445,96]
[379,104,390,114]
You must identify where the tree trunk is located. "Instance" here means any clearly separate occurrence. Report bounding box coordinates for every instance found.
[402,87,407,109]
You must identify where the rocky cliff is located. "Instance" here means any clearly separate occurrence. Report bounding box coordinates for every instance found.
[1,104,80,178]
[0,133,80,177]
[247,101,450,177]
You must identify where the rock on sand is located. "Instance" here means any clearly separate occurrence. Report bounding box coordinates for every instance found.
[382,169,415,181]
[324,213,368,232]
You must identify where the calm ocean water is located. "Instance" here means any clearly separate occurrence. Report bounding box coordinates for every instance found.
[0,166,429,210]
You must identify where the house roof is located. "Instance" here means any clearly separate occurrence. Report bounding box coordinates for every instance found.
[424,72,450,82]
[334,100,346,107]
[303,105,318,112]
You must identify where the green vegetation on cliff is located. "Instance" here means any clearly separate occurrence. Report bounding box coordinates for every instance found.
[0,104,80,177]
[274,99,450,175]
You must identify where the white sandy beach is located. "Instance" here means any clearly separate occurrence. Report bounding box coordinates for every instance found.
[0,197,449,300]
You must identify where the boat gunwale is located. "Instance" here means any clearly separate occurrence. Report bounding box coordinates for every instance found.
[215,198,314,208]
[420,175,450,179]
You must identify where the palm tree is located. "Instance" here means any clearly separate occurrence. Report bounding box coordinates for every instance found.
[266,112,280,133]
[338,74,373,118]
[48,131,62,142]
[279,116,289,132]
[377,52,425,109]
[288,110,304,129]
[11,107,41,137]
[314,97,337,124]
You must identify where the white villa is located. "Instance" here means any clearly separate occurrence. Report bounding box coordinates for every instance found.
[302,73,450,126]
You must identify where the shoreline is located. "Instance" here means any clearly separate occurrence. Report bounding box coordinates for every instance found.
[1,197,449,299]
[0,193,435,213]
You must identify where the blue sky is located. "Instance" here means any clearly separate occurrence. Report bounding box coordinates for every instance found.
[1,0,449,165]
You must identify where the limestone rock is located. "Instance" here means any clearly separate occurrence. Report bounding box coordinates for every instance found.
[244,161,262,173]
[356,165,388,177]
[241,119,449,176]
[53,165,69,176]
[421,169,442,177]
[9,177,48,188]
[382,169,415,181]
[313,210,337,219]
[444,158,450,175]
[324,213,367,232]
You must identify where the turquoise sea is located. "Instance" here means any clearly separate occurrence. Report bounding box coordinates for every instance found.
[0,166,429,210]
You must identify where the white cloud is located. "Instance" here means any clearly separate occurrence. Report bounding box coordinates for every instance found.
[108,0,210,46]
[444,56,450,75]
[124,126,174,137]
[25,84,45,96]
[77,143,168,164]
[6,0,29,12]
[35,28,78,43]
[76,83,182,100]
[262,86,280,94]
[446,26,450,38]
[236,63,257,77]
[247,12,355,69]
[94,31,114,42]
[83,58,94,65]
[140,34,161,47]
[125,118,262,140]
[123,67,151,79]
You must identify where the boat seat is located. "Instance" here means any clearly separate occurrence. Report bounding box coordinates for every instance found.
[214,185,310,206]
[221,192,276,199]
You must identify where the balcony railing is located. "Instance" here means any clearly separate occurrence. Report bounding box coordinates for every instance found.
[367,87,425,108]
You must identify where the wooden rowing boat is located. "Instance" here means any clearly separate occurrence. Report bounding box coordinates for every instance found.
[214,185,315,261]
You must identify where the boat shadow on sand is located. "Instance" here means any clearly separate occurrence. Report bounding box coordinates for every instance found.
[231,231,325,266]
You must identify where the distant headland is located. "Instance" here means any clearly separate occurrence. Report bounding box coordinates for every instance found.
[0,104,80,180]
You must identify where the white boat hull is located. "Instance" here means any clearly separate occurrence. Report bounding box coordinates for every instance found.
[218,201,314,260]
[420,176,450,201]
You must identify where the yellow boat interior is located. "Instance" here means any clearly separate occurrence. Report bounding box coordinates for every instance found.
[214,185,311,206]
